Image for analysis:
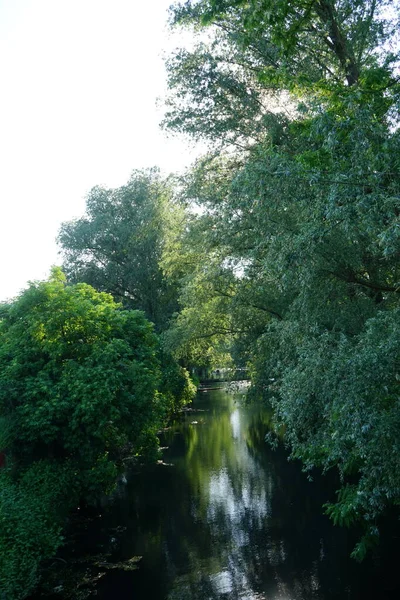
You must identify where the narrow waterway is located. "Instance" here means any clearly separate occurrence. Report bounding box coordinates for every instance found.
[57,387,397,599]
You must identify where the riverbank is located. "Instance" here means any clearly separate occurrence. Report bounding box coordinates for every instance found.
[29,387,400,600]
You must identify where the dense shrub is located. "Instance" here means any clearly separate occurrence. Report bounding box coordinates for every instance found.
[0,462,77,599]
[0,270,170,597]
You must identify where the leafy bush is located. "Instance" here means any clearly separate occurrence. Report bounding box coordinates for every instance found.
[0,462,77,599]
[0,268,163,499]
[159,351,197,415]
[0,270,168,598]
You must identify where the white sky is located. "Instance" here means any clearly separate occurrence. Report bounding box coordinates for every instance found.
[0,0,197,301]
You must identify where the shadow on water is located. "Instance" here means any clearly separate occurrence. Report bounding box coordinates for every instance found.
[36,388,400,599]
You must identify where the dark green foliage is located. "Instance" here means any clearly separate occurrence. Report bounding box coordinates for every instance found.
[159,351,197,415]
[0,462,77,599]
[164,0,400,556]
[167,105,400,549]
[0,268,196,597]
[58,168,181,332]
[0,270,172,597]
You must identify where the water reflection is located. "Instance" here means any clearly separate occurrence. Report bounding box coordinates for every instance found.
[93,388,394,600]
[160,391,325,600]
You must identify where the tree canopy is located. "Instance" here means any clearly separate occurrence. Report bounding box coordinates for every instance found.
[161,0,400,558]
[2,5,399,595]
[0,268,163,481]
[58,168,183,332]
[0,269,178,596]
[171,0,397,87]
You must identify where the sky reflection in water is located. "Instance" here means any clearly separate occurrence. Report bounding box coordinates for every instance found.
[94,388,390,600]
[163,392,325,600]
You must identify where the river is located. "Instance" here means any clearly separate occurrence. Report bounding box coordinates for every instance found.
[41,386,398,599]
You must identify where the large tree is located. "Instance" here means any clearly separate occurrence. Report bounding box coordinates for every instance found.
[58,168,183,332]
[170,0,397,87]
[162,0,400,556]
[163,1,399,149]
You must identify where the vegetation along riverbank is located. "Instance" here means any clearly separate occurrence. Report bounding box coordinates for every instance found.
[1,1,400,597]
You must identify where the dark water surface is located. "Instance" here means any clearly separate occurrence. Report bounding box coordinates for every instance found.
[66,388,397,599]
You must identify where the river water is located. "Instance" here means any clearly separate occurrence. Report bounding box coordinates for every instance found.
[57,386,397,599]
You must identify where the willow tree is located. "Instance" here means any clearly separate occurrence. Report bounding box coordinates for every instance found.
[58,168,183,332]
[170,0,396,88]
[163,0,400,556]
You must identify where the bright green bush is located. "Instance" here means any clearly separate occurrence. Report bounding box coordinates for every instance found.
[0,270,168,597]
[0,268,163,499]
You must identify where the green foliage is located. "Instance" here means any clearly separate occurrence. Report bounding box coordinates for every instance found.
[164,0,400,556]
[171,0,397,88]
[0,461,77,599]
[0,271,162,498]
[162,268,236,370]
[159,350,197,415]
[0,272,176,597]
[325,485,380,562]
[0,415,14,451]
[164,0,400,157]
[162,37,276,148]
[58,168,183,332]
[178,106,400,547]
[325,485,362,528]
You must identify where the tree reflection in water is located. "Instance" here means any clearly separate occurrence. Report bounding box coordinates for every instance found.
[94,388,392,600]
